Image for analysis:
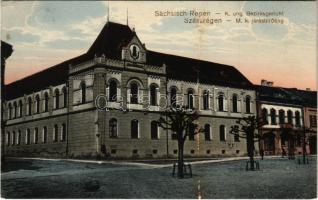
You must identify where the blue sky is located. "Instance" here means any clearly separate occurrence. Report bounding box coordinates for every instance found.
[2,1,316,90]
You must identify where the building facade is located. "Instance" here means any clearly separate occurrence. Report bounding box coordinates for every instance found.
[256,81,317,156]
[3,22,257,158]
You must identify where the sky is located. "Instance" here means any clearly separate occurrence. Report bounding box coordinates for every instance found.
[1,1,317,90]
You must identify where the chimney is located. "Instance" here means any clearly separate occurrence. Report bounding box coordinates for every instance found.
[267,82,274,87]
[261,79,268,86]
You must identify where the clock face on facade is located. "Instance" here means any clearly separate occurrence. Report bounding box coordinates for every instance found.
[129,44,140,60]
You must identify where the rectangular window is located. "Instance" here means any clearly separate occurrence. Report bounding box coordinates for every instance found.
[310,115,317,128]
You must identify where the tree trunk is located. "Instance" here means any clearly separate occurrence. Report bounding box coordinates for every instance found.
[247,131,255,170]
[302,131,306,164]
[177,136,184,178]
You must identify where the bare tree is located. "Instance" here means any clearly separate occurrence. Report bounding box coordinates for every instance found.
[229,116,265,170]
[157,107,203,178]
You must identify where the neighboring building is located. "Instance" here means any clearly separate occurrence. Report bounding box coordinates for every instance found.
[3,21,257,158]
[256,80,317,156]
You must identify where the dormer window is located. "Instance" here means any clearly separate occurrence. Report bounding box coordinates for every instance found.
[129,44,140,59]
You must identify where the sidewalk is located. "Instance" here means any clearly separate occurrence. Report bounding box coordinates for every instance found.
[6,155,301,168]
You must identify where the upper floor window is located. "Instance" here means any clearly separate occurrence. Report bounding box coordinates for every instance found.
[80,81,86,104]
[13,102,17,118]
[44,92,49,112]
[295,111,301,127]
[245,96,251,113]
[187,89,194,109]
[35,95,40,113]
[130,82,139,104]
[204,124,211,141]
[151,121,159,139]
[27,97,32,115]
[218,94,224,111]
[219,125,226,141]
[262,108,268,124]
[109,118,118,138]
[131,119,139,139]
[270,109,277,125]
[54,89,60,109]
[287,110,293,124]
[8,103,12,119]
[62,87,67,107]
[279,109,285,124]
[61,123,66,141]
[232,94,238,112]
[18,100,23,117]
[203,90,209,110]
[150,84,158,106]
[170,87,177,108]
[109,80,117,102]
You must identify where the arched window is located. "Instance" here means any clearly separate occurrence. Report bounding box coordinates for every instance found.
[34,128,38,144]
[53,124,58,142]
[219,125,226,141]
[27,97,32,115]
[150,84,158,106]
[204,124,211,141]
[8,103,12,119]
[270,109,277,125]
[44,92,49,112]
[262,108,268,124]
[42,127,47,143]
[287,110,293,124]
[18,100,23,117]
[279,110,285,124]
[218,94,224,111]
[203,90,209,110]
[233,125,240,142]
[187,89,194,109]
[54,89,60,109]
[151,121,159,139]
[62,87,67,107]
[12,131,16,146]
[13,102,17,118]
[232,94,238,112]
[61,123,66,141]
[26,129,30,145]
[130,82,139,104]
[295,111,301,127]
[35,95,40,113]
[109,118,118,138]
[170,87,177,107]
[109,80,117,102]
[80,82,86,104]
[17,130,21,145]
[188,123,195,140]
[245,96,251,113]
[131,119,139,139]
[6,132,10,146]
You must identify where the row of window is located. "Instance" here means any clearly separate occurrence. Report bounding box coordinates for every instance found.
[109,118,239,142]
[6,124,67,146]
[108,79,252,112]
[7,87,68,119]
[110,149,240,155]
[262,108,301,126]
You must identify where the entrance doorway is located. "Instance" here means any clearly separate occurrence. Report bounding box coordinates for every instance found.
[309,136,317,154]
